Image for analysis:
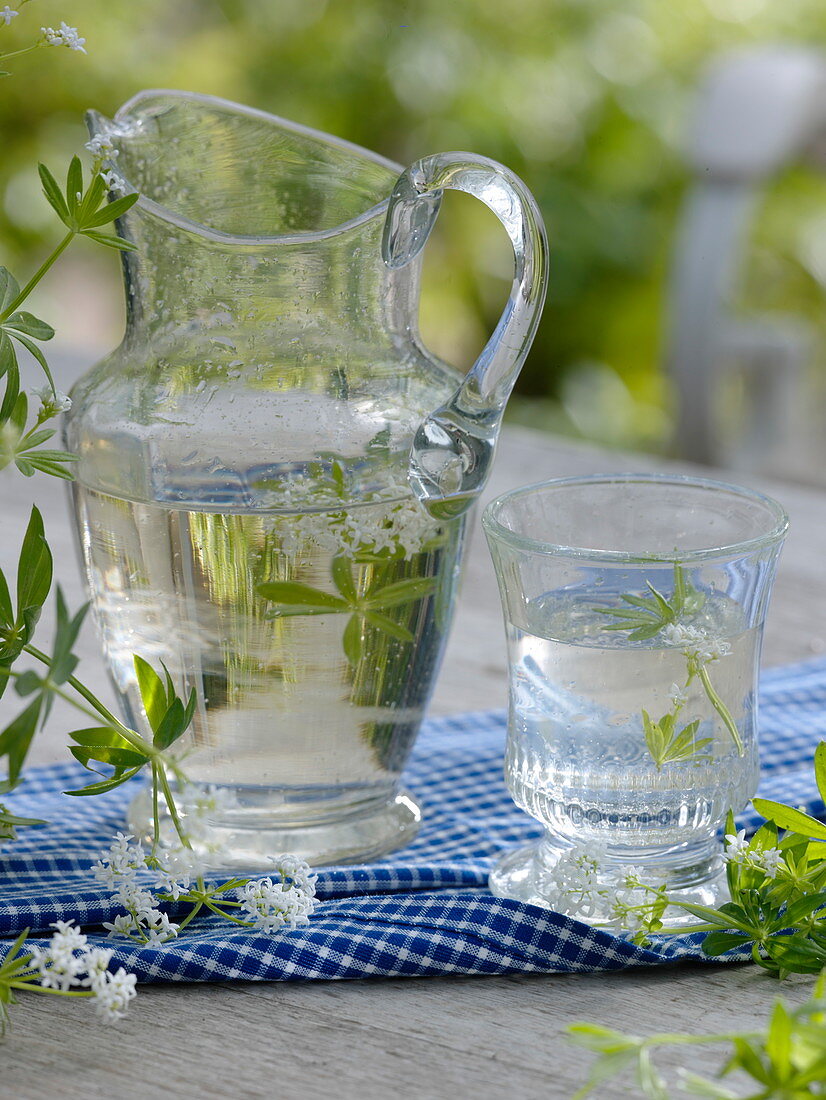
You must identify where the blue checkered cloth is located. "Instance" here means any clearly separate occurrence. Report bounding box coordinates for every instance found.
[2,656,826,984]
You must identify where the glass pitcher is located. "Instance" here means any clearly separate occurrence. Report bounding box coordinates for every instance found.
[64,91,548,866]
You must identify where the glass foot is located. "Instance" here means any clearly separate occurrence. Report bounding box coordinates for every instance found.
[489,833,727,930]
[127,785,421,869]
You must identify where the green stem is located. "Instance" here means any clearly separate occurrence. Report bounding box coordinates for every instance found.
[151,762,161,854]
[158,766,190,850]
[202,900,250,925]
[1,230,75,320]
[8,982,91,997]
[641,1030,761,1049]
[0,44,41,63]
[698,664,744,756]
[656,922,720,935]
[174,900,204,934]
[23,645,136,739]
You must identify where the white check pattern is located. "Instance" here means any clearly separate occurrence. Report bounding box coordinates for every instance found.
[2,655,826,983]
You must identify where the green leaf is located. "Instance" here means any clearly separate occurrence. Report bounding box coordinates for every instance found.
[644,582,675,619]
[80,231,137,252]
[730,1037,772,1085]
[678,1071,738,1098]
[9,390,26,433]
[764,1000,792,1077]
[9,329,56,391]
[16,506,52,641]
[79,191,138,229]
[331,555,357,602]
[642,710,666,766]
[566,1023,638,1054]
[781,892,826,927]
[620,594,661,612]
[365,576,436,609]
[815,742,826,806]
[675,901,755,933]
[49,589,86,685]
[0,340,20,421]
[66,156,83,214]
[363,610,414,643]
[13,670,41,697]
[342,615,364,667]
[598,607,659,622]
[64,765,144,797]
[70,744,148,769]
[79,172,106,219]
[258,581,348,614]
[0,567,12,628]
[21,453,77,480]
[3,312,55,341]
[153,697,186,750]
[69,726,139,751]
[569,1048,639,1099]
[0,330,16,377]
[0,805,46,834]
[20,429,55,451]
[602,620,665,641]
[701,931,752,956]
[0,697,43,787]
[38,164,70,225]
[0,267,20,314]
[752,798,826,842]
[766,935,826,974]
[182,685,196,732]
[134,655,168,732]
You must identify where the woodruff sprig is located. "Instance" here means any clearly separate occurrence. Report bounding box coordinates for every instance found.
[0,135,137,826]
[0,24,323,1039]
[657,743,826,979]
[565,743,826,1093]
[0,922,137,1033]
[568,970,826,1099]
[0,8,87,77]
[596,564,743,766]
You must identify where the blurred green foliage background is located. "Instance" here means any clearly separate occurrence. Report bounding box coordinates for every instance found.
[1,0,825,454]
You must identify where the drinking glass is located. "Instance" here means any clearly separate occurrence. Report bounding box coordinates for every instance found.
[483,474,788,924]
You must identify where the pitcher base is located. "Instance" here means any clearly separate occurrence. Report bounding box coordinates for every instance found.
[127,786,421,869]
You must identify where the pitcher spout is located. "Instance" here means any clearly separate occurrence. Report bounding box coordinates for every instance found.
[86,90,401,242]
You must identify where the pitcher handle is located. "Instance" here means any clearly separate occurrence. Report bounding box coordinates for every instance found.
[382,152,548,516]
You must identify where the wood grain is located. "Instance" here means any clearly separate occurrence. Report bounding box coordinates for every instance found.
[2,371,825,1097]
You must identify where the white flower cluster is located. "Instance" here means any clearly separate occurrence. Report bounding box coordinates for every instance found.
[84,134,127,195]
[33,385,72,418]
[85,135,117,162]
[275,493,441,562]
[28,920,137,1022]
[93,806,317,943]
[545,842,604,921]
[94,832,181,945]
[41,22,86,52]
[660,623,731,664]
[723,828,784,879]
[235,854,318,934]
[543,842,657,933]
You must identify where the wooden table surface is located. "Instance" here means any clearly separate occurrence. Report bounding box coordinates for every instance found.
[1,393,822,1098]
